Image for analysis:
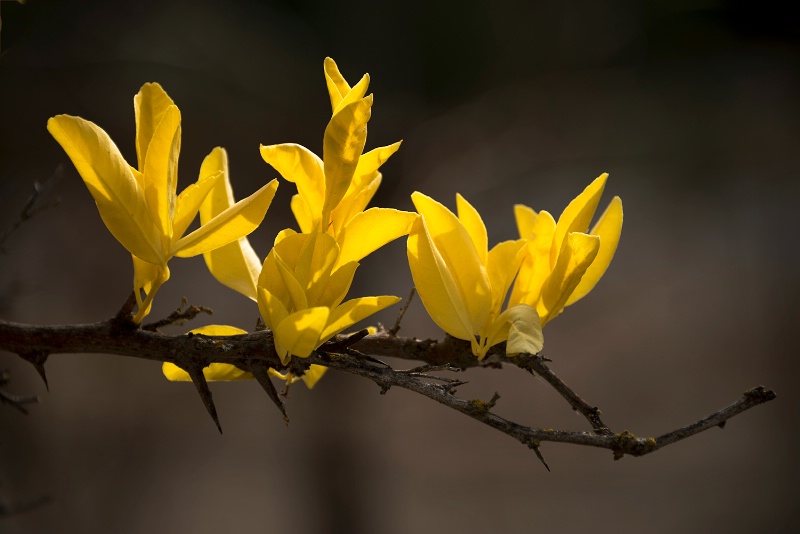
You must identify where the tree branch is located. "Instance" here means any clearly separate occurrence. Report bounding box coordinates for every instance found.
[0,306,777,465]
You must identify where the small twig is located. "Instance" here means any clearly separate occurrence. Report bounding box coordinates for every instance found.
[0,166,62,252]
[513,353,612,434]
[0,369,39,414]
[388,287,415,336]
[142,298,213,331]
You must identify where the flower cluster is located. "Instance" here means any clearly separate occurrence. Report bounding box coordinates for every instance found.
[49,58,623,389]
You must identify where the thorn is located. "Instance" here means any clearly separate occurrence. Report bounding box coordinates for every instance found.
[530,441,550,471]
[186,366,222,434]
[324,329,370,352]
[249,364,288,421]
[21,352,49,391]
[33,362,49,392]
[255,316,267,331]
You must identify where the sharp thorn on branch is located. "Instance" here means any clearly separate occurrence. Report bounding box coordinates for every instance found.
[249,363,288,422]
[530,442,551,471]
[186,366,222,434]
[255,317,267,331]
[324,329,370,352]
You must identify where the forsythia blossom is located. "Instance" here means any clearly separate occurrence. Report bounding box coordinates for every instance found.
[407,192,544,359]
[508,173,623,324]
[48,83,278,322]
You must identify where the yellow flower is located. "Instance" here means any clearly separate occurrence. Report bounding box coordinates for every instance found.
[47,83,278,322]
[161,325,326,389]
[407,192,544,359]
[259,57,416,267]
[257,229,400,364]
[508,173,623,325]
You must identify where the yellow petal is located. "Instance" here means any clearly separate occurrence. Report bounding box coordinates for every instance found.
[566,196,623,306]
[173,170,222,239]
[483,304,543,357]
[260,143,325,221]
[302,233,340,306]
[456,194,488,266]
[333,73,370,116]
[508,210,556,308]
[487,239,526,312]
[172,179,278,257]
[47,115,163,265]
[133,83,175,172]
[324,57,352,112]
[193,149,262,300]
[257,286,289,332]
[290,194,315,233]
[315,261,359,309]
[330,173,382,235]
[538,232,600,324]
[337,208,418,266]
[142,104,181,240]
[274,307,331,362]
[131,255,169,321]
[322,96,372,216]
[300,365,328,389]
[411,192,491,330]
[162,325,253,381]
[274,252,309,312]
[551,173,607,267]
[407,216,474,340]
[514,204,538,240]
[353,141,401,178]
[319,296,401,343]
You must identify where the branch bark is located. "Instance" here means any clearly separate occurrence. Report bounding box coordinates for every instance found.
[0,304,776,466]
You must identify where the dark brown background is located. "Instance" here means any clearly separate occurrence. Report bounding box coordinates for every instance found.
[1,0,798,532]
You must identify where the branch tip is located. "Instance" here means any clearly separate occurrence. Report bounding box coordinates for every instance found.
[388,287,416,336]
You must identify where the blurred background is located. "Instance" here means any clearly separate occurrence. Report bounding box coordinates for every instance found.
[1,0,798,532]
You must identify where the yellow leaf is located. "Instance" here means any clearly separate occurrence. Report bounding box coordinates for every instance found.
[501,304,544,356]
[324,57,351,112]
[173,171,221,239]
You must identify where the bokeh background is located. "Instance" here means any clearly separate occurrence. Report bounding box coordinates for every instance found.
[1,0,798,532]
